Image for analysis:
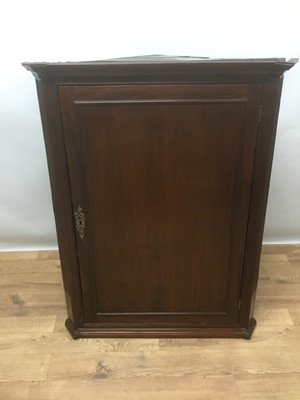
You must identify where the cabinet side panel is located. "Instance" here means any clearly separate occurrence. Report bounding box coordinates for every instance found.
[239,77,284,326]
[35,80,84,327]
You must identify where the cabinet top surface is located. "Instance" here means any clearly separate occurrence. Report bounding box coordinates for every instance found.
[22,55,297,82]
[23,54,297,64]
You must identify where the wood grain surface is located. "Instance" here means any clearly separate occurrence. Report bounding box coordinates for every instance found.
[58,83,262,330]
[0,245,299,399]
[23,59,297,339]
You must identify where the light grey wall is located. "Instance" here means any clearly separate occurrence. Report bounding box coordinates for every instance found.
[264,74,300,243]
[1,0,300,250]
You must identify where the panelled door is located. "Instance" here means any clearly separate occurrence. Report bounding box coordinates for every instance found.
[59,83,262,328]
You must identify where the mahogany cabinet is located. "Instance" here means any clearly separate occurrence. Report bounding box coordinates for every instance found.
[23,56,297,339]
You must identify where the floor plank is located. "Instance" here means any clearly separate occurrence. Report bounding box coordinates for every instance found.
[0,354,51,381]
[53,310,68,333]
[0,382,31,400]
[266,264,300,284]
[0,332,158,355]
[37,251,59,260]
[259,253,289,267]
[27,376,239,400]
[288,308,300,325]
[235,373,300,400]
[0,316,56,334]
[0,251,39,261]
[46,347,300,380]
[0,259,61,274]
[0,305,66,318]
[256,281,300,301]
[254,308,294,326]
[0,289,65,309]
[0,246,299,400]
[0,272,62,289]
[261,244,300,256]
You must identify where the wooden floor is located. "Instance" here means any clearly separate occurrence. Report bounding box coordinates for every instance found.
[0,245,300,399]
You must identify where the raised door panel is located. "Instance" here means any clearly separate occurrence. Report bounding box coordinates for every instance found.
[59,84,262,328]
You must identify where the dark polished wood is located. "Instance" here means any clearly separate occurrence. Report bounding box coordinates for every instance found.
[23,56,297,338]
[65,317,257,340]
